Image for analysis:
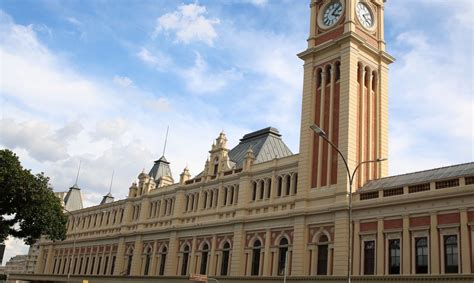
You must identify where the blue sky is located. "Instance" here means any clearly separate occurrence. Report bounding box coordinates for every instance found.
[0,0,472,263]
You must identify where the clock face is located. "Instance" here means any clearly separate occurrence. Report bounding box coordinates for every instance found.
[356,2,374,29]
[322,1,343,27]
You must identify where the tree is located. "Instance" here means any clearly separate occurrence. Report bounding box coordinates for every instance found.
[0,149,67,245]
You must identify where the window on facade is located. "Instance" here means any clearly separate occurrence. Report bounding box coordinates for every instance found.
[200,244,209,275]
[285,175,291,196]
[90,257,96,274]
[126,255,132,275]
[203,192,208,208]
[293,174,298,195]
[53,258,58,274]
[266,179,271,198]
[415,237,428,274]
[62,258,67,274]
[388,239,400,275]
[223,189,227,206]
[277,177,283,197]
[79,257,83,275]
[221,242,231,276]
[277,238,289,276]
[251,240,261,276]
[317,235,329,275]
[159,246,167,276]
[444,235,458,273]
[335,62,341,81]
[144,247,152,275]
[252,182,257,201]
[181,245,190,276]
[363,240,375,275]
[103,256,108,275]
[110,256,116,275]
[96,257,102,275]
[213,158,219,176]
[259,180,265,200]
[84,257,89,275]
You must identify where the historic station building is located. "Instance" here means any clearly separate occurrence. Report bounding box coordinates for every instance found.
[17,0,474,282]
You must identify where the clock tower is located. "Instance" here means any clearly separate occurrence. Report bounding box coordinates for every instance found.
[297,0,394,197]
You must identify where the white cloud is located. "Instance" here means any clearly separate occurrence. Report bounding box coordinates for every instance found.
[66,17,82,27]
[0,118,70,162]
[136,47,171,70]
[145,97,171,112]
[153,3,220,46]
[241,0,268,7]
[113,75,133,87]
[90,118,129,141]
[179,52,242,94]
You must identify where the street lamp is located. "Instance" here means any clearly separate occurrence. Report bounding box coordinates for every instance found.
[310,124,386,283]
[64,208,77,283]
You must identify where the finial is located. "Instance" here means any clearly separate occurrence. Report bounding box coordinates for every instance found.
[108,170,114,194]
[74,159,82,187]
[162,125,169,157]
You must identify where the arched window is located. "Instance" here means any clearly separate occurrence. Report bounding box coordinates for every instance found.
[415,237,428,274]
[317,235,329,275]
[266,179,271,198]
[126,247,133,276]
[203,192,208,209]
[444,235,458,273]
[251,240,261,276]
[223,188,228,206]
[277,176,283,197]
[230,186,235,204]
[316,69,322,88]
[221,242,231,276]
[335,61,341,81]
[200,243,210,275]
[190,195,194,211]
[372,71,377,91]
[388,239,400,275]
[143,246,152,275]
[285,175,291,196]
[159,246,167,276]
[213,158,219,176]
[325,65,331,84]
[210,191,214,208]
[277,238,289,276]
[259,180,264,200]
[252,182,257,201]
[293,174,298,195]
[185,195,189,212]
[181,245,190,275]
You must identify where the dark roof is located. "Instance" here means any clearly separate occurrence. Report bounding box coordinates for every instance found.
[360,162,474,192]
[64,184,83,211]
[228,127,293,168]
[100,193,114,205]
[149,156,173,181]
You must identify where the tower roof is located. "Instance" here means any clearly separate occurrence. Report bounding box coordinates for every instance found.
[149,155,173,182]
[63,184,83,211]
[228,127,293,168]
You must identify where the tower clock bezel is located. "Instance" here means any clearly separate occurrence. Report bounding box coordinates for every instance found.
[355,1,377,32]
[317,0,345,30]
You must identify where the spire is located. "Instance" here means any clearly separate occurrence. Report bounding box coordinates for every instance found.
[162,125,169,157]
[73,160,81,187]
[100,171,115,205]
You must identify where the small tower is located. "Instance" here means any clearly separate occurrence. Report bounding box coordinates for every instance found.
[204,131,233,180]
[180,166,191,184]
[149,156,174,188]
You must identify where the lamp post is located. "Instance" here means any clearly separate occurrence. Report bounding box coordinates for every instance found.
[64,208,77,283]
[310,124,386,283]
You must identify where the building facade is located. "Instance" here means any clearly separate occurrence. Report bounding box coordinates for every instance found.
[23,0,474,281]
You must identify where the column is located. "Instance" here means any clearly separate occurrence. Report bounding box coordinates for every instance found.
[114,237,126,275]
[358,64,366,186]
[130,236,143,275]
[189,237,197,274]
[209,235,217,275]
[165,231,178,275]
[317,69,327,188]
[353,221,361,275]
[402,215,411,274]
[430,213,440,274]
[230,223,245,275]
[150,241,158,275]
[45,245,54,274]
[332,211,349,275]
[326,63,335,184]
[367,69,374,179]
[376,218,384,275]
[263,229,271,275]
[460,210,471,274]
[291,216,307,275]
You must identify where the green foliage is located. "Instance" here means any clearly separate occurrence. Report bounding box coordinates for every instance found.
[0,149,67,245]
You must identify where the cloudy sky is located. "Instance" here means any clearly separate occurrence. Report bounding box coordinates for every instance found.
[1,0,472,264]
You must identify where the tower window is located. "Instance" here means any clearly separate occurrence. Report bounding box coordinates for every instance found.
[252,182,257,201]
[277,176,283,197]
[335,62,341,81]
[317,69,322,88]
